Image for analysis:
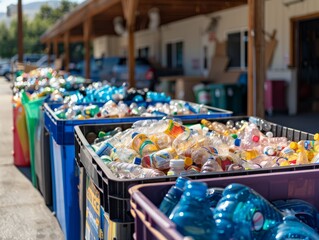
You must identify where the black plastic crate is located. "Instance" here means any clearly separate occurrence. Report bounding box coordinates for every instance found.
[74,116,318,223]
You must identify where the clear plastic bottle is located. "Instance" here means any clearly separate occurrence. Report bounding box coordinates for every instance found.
[141,168,166,177]
[159,176,190,216]
[191,146,214,166]
[172,129,204,157]
[111,147,139,163]
[131,132,158,156]
[200,157,223,173]
[153,119,187,139]
[142,147,177,170]
[169,181,218,240]
[213,183,283,239]
[94,135,121,157]
[167,159,186,176]
[106,162,144,179]
[149,132,172,149]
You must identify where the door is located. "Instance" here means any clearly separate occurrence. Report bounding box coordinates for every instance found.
[297,18,319,112]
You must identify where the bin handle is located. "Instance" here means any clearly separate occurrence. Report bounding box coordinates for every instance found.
[131,191,183,239]
[134,204,180,240]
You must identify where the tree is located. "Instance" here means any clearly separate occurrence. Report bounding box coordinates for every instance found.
[0,0,78,59]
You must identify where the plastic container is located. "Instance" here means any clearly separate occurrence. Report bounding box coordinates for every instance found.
[46,101,231,240]
[74,116,318,239]
[12,101,30,166]
[34,106,52,206]
[208,83,244,115]
[264,80,287,116]
[21,95,46,187]
[44,101,232,145]
[129,169,319,240]
[193,84,210,105]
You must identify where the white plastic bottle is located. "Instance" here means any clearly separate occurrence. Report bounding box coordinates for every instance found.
[167,159,186,176]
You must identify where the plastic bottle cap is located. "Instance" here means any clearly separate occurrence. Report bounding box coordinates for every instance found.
[98,131,106,138]
[170,159,185,168]
[234,138,241,147]
[133,157,142,165]
[131,132,139,138]
[314,133,319,141]
[252,135,260,142]
[183,157,193,167]
[290,142,298,150]
[231,134,238,139]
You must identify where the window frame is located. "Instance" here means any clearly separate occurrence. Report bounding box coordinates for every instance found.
[225,28,248,70]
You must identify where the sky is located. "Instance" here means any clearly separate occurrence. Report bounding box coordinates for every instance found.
[0,0,85,13]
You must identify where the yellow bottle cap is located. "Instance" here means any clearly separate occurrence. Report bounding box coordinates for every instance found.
[184,157,193,167]
[314,133,319,141]
[289,142,298,150]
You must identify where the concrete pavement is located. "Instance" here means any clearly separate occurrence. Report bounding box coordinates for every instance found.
[0,78,64,240]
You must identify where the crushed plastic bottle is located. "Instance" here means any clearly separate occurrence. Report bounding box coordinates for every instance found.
[169,181,218,240]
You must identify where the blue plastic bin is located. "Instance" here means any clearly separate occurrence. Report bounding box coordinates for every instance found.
[44,101,232,240]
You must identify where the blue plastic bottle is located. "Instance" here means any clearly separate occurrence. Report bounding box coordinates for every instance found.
[272,199,319,231]
[207,187,224,209]
[159,176,189,217]
[213,183,283,239]
[169,181,218,240]
[264,215,319,239]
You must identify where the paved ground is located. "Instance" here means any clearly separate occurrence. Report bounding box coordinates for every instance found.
[0,78,64,240]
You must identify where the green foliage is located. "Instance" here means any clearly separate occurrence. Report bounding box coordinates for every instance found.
[0,0,78,58]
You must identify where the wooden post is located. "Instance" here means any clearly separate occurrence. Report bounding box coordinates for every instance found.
[84,18,92,79]
[47,42,51,66]
[248,0,265,118]
[17,0,23,63]
[53,38,59,58]
[122,0,139,88]
[64,31,70,72]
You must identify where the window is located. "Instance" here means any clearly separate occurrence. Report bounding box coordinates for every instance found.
[227,30,248,68]
[166,41,184,68]
[138,47,149,59]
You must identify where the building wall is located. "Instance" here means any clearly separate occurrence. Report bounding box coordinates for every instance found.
[160,15,209,75]
[93,35,121,58]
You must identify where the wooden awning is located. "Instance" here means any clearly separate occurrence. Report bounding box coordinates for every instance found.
[41,0,266,118]
[40,0,247,43]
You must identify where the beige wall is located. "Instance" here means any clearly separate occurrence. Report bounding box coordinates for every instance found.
[93,35,121,58]
[160,15,208,75]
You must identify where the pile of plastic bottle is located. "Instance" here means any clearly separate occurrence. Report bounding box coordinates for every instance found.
[13,67,172,105]
[89,118,319,179]
[53,100,211,120]
[13,67,86,93]
[158,176,319,240]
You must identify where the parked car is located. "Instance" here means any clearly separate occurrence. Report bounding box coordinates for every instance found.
[35,55,55,68]
[0,61,12,81]
[72,56,183,90]
[111,57,157,90]
[71,57,118,82]
[11,54,44,65]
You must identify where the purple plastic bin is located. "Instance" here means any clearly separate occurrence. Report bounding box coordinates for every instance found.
[129,169,319,240]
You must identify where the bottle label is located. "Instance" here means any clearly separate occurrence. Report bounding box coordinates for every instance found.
[96,142,114,157]
[132,134,149,152]
[139,140,158,156]
[150,150,172,170]
[164,120,186,138]
[252,211,264,231]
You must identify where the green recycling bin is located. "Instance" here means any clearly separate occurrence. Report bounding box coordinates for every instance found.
[193,84,210,105]
[208,83,244,115]
[21,91,46,188]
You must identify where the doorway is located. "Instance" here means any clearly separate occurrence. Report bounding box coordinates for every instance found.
[291,14,319,112]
